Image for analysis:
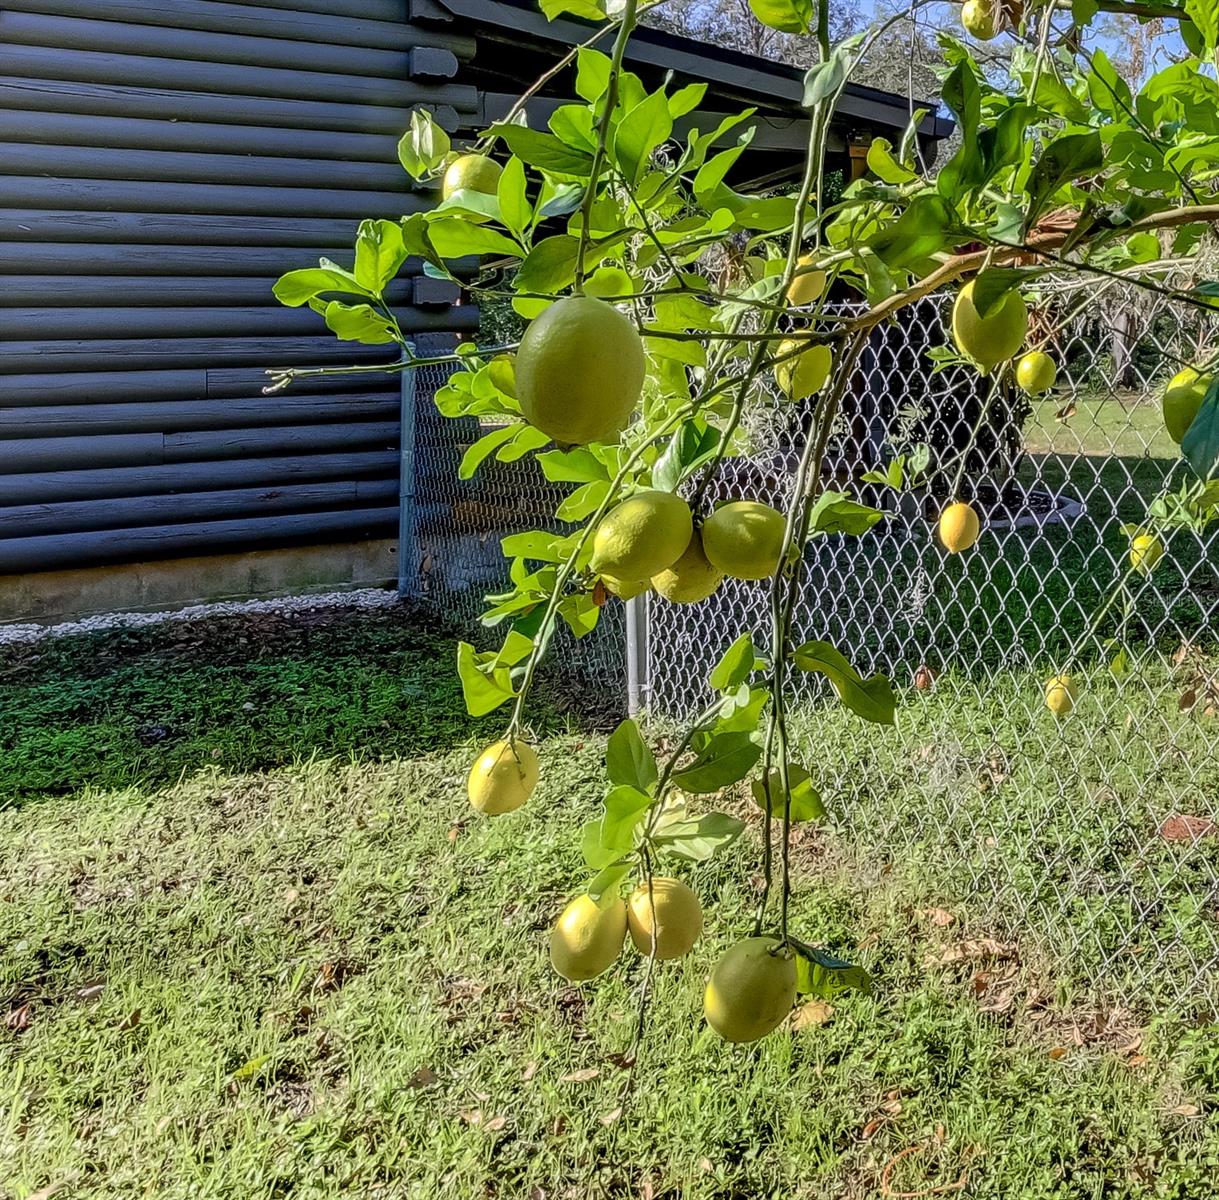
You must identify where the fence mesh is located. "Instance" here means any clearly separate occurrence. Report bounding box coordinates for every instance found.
[410,293,1219,1017]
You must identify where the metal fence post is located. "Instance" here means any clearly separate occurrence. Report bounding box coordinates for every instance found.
[625,592,650,716]
[398,354,419,599]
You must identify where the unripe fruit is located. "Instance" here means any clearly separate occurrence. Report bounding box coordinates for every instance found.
[549,894,627,982]
[626,877,703,959]
[952,281,1028,372]
[1044,674,1078,718]
[441,154,502,201]
[467,739,539,815]
[774,341,833,399]
[515,296,645,445]
[938,502,980,553]
[1016,351,1057,395]
[1162,367,1211,445]
[651,530,723,604]
[1130,532,1164,575]
[961,0,1001,39]
[702,501,787,581]
[785,255,827,307]
[704,937,797,1043]
[601,575,650,601]
[591,491,693,582]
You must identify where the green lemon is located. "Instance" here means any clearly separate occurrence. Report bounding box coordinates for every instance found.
[1162,367,1210,445]
[961,0,1001,39]
[785,255,827,307]
[704,937,797,1043]
[952,281,1028,372]
[651,530,723,604]
[701,501,787,581]
[774,340,833,399]
[1015,351,1057,395]
[441,154,502,201]
[1130,533,1164,575]
[591,491,693,581]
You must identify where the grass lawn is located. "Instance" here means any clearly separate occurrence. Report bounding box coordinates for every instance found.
[2,606,1217,1198]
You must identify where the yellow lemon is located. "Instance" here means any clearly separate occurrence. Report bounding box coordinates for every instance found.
[549,893,627,982]
[704,937,797,1043]
[467,738,539,815]
[1044,674,1078,718]
[938,502,980,553]
[1162,367,1211,445]
[702,501,787,581]
[961,0,1001,39]
[441,154,502,200]
[651,529,723,604]
[1130,532,1164,574]
[626,877,703,959]
[591,491,693,581]
[785,255,827,307]
[515,296,645,445]
[602,575,650,601]
[1015,351,1057,394]
[774,340,833,399]
[952,281,1028,372]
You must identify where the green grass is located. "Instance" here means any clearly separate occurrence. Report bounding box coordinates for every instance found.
[2,609,1217,1198]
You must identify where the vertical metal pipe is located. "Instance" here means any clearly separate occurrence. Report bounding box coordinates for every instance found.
[625,592,650,717]
[398,356,418,598]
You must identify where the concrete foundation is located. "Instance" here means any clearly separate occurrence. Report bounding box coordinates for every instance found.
[0,539,398,626]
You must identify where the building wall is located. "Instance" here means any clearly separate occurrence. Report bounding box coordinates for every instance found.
[0,0,477,581]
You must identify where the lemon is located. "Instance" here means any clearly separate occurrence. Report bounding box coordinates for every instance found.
[515,296,645,445]
[602,575,650,601]
[1044,674,1078,718]
[591,491,693,581]
[467,738,539,815]
[952,281,1028,372]
[775,340,833,399]
[961,0,1001,38]
[938,502,980,553]
[441,154,502,201]
[702,501,787,580]
[704,937,797,1043]
[651,529,723,604]
[1130,532,1164,574]
[1162,367,1210,444]
[626,877,703,959]
[785,255,827,307]
[549,893,627,982]
[1016,351,1056,394]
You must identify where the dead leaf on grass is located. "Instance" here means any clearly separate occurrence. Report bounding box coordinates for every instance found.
[1048,1046,1069,1061]
[484,1115,507,1132]
[406,1065,437,1090]
[921,908,956,927]
[1170,1103,1201,1117]
[560,1067,600,1084]
[76,984,104,1002]
[521,1061,538,1082]
[599,1106,623,1126]
[24,1186,65,1200]
[117,1009,141,1031]
[792,999,834,1030]
[5,1003,32,1031]
[1159,815,1219,843]
[924,939,1018,968]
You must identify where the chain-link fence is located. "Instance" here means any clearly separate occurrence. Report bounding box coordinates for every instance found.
[408,293,1219,1016]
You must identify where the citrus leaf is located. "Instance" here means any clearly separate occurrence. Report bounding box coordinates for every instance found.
[273,266,371,307]
[808,493,884,536]
[651,811,745,861]
[586,862,631,902]
[671,731,761,793]
[456,641,515,717]
[515,235,579,294]
[793,945,873,998]
[484,124,595,177]
[1182,377,1219,481]
[748,0,811,34]
[709,634,758,692]
[792,641,895,725]
[606,720,658,792]
[600,784,652,851]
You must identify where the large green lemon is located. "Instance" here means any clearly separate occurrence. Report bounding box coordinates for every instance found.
[774,340,833,399]
[651,529,723,604]
[951,281,1028,372]
[591,491,692,581]
[441,154,502,201]
[785,255,827,307]
[701,501,787,580]
[549,894,627,982]
[626,877,703,959]
[467,738,539,815]
[1162,367,1211,444]
[704,937,797,1043]
[515,296,645,445]
[961,0,1001,39]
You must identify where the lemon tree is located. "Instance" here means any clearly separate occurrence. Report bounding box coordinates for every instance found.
[271,0,1219,1045]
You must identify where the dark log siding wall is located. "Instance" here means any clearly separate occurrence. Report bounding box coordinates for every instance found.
[0,0,476,576]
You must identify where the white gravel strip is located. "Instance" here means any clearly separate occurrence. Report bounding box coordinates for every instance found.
[0,588,402,648]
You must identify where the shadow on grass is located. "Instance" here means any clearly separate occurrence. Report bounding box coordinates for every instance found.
[0,602,610,809]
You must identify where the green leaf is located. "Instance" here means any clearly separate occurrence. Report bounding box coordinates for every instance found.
[668,83,706,119]
[792,641,896,725]
[671,732,761,794]
[709,633,758,692]
[496,156,531,239]
[749,0,811,35]
[536,447,609,484]
[866,137,918,184]
[606,719,658,792]
[614,88,673,183]
[1182,377,1219,481]
[555,479,611,522]
[515,235,580,294]
[651,811,745,862]
[458,424,518,480]
[354,219,409,294]
[751,765,825,822]
[427,219,522,259]
[501,530,566,562]
[586,862,631,902]
[581,818,622,870]
[397,108,450,179]
[273,267,371,307]
[485,124,595,176]
[1185,0,1218,49]
[456,641,515,717]
[540,0,605,18]
[557,593,600,639]
[969,268,1040,319]
[808,492,884,536]
[315,300,397,344]
[600,784,653,852]
[865,195,955,270]
[549,104,597,152]
[1024,131,1103,232]
[793,946,873,998]
[652,419,719,492]
[802,44,852,109]
[575,48,612,103]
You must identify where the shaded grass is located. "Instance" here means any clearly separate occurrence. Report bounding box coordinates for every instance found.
[1,611,1217,1198]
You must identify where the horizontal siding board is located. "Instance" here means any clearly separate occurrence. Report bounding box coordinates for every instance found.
[220,0,412,20]
[0,109,404,161]
[0,45,469,107]
[0,451,400,505]
[0,276,415,308]
[1,423,400,473]
[0,178,424,219]
[0,478,401,537]
[0,77,468,131]
[0,211,372,246]
[0,12,472,73]
[0,141,410,189]
[0,394,401,437]
[1,1,447,53]
[0,507,400,575]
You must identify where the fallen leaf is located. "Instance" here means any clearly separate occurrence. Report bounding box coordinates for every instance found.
[521,1061,538,1082]
[599,1106,623,1126]
[1159,815,1219,843]
[76,984,104,1002]
[5,1003,32,1031]
[1171,1103,1200,1117]
[922,907,956,927]
[406,1065,437,1090]
[1126,1055,1149,1068]
[24,1186,64,1200]
[792,999,834,1030]
[861,1117,884,1140]
[117,1009,141,1031]
[1048,1046,1069,1061]
[459,1109,483,1126]
[925,938,1018,968]
[560,1067,600,1084]
[484,1115,507,1132]
[1180,689,1198,711]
